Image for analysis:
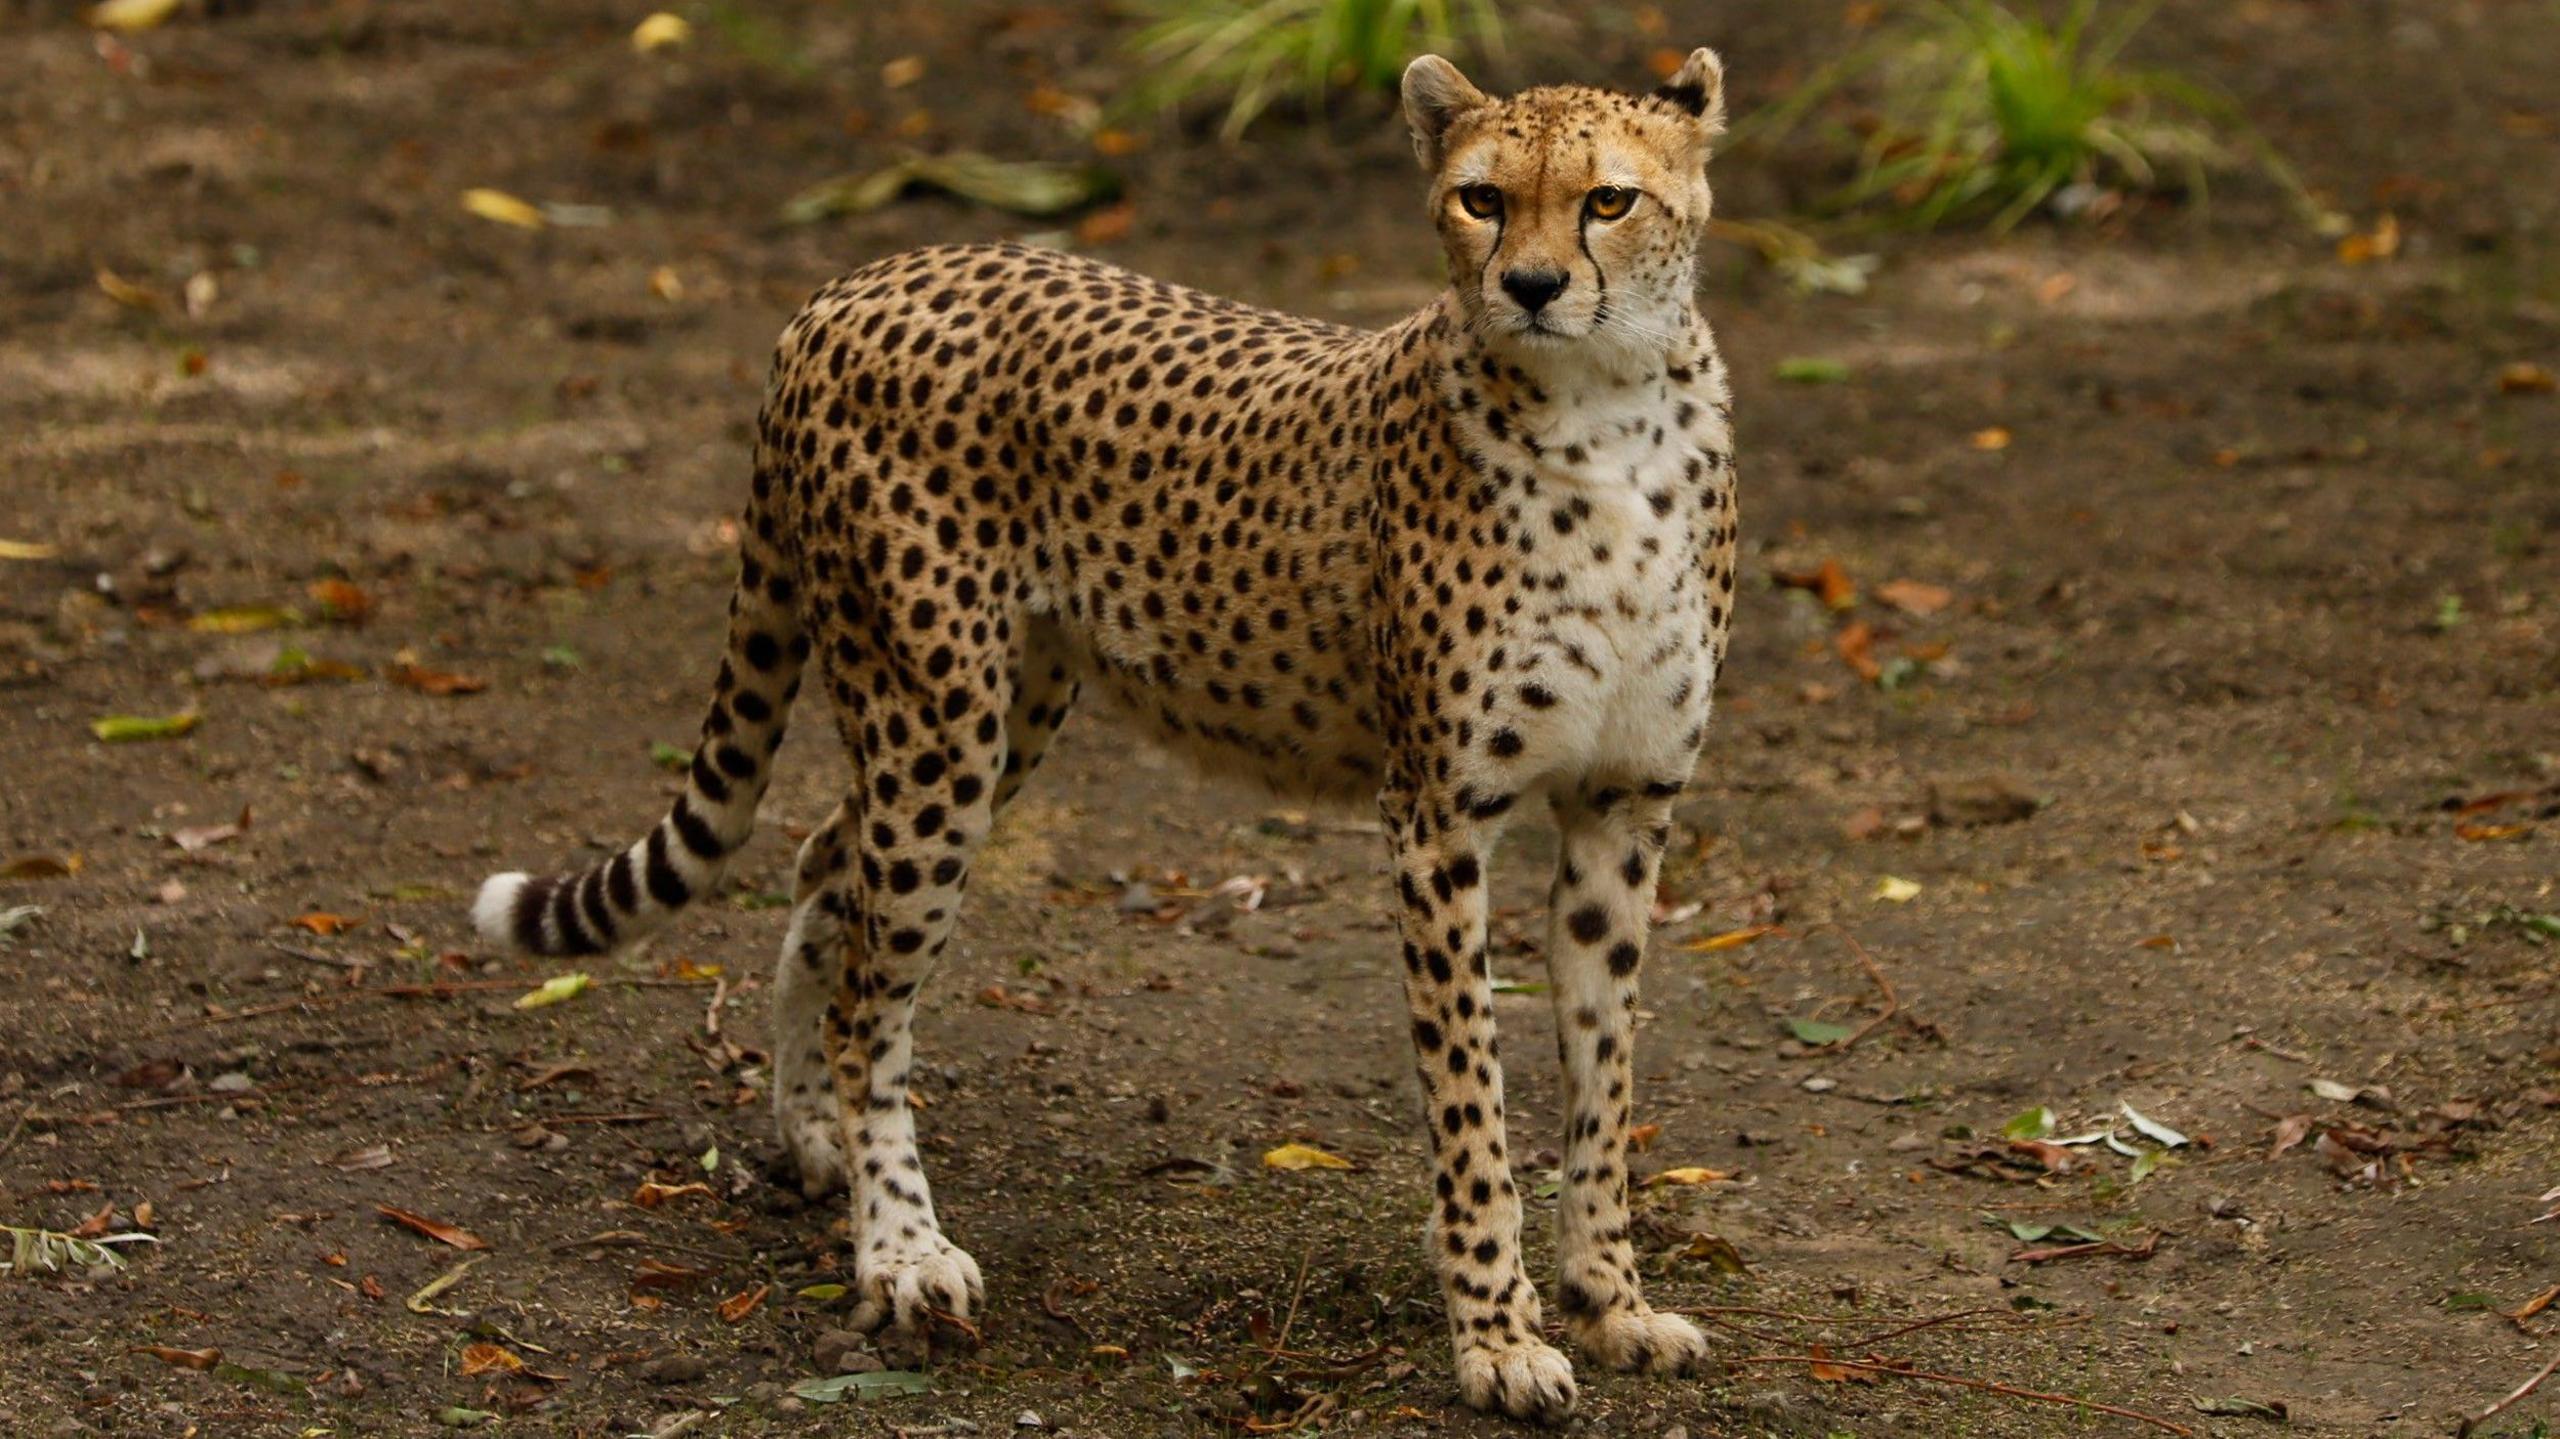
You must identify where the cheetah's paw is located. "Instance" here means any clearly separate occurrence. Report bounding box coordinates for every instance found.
[775,1099,849,1198]
[849,1233,985,1346]
[1454,1338,1578,1424]
[1568,1305,1712,1376]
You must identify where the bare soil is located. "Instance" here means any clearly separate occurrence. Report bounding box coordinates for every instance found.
[3,2,2556,1436]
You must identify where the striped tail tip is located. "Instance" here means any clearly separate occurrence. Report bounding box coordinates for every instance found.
[472,871,535,950]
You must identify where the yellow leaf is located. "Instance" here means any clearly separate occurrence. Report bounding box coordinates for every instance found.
[0,539,60,561]
[87,0,179,32]
[2336,213,2400,265]
[291,911,363,936]
[458,1342,523,1376]
[1643,1166,1734,1187]
[2499,361,2556,395]
[1969,426,2012,451]
[515,972,592,1010]
[461,188,546,230]
[1262,1143,1353,1172]
[1872,875,1922,904]
[647,265,684,302]
[187,605,299,634]
[92,711,200,743]
[96,268,160,310]
[631,12,691,52]
[1681,924,1779,952]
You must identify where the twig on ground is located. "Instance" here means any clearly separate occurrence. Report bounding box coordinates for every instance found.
[0,1101,33,1160]
[1039,1276,1093,1335]
[1270,1248,1313,1355]
[925,1305,982,1344]
[2456,1346,2560,1438]
[2012,1231,2161,1265]
[1731,1354,2192,1436]
[1799,924,1912,1052]
[548,1229,744,1263]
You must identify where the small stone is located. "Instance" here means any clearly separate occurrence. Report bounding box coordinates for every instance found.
[207,1071,254,1093]
[812,1329,880,1376]
[1114,882,1157,914]
[1801,1076,1836,1093]
[641,1354,707,1385]
[1926,774,2039,827]
[1663,1427,1691,1439]
[773,1398,806,1416]
[1017,1411,1047,1430]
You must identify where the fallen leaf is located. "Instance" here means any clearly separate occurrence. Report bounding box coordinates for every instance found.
[1681,924,1779,952]
[1833,620,1882,682]
[648,265,684,302]
[1970,426,2013,451]
[377,1205,488,1251]
[390,663,490,696]
[307,579,373,623]
[1774,558,1856,610]
[2006,1139,2077,1174]
[461,188,546,230]
[132,1345,221,1370]
[1873,579,1953,617]
[1643,1166,1735,1188]
[1786,1017,1855,1046]
[2002,1106,2057,1141]
[718,1283,770,1323]
[630,11,690,51]
[1805,1345,1879,1383]
[1775,356,1850,384]
[2506,1283,2560,1325]
[631,1257,714,1291]
[95,267,160,309]
[4,854,80,879]
[2119,1101,2190,1149]
[2499,361,2556,395]
[797,1282,848,1301]
[881,54,925,87]
[2193,1397,2289,1420]
[633,1181,713,1209]
[1677,1231,1749,1273]
[325,1144,395,1171]
[458,1343,524,1376]
[515,972,592,1010]
[791,1370,931,1402]
[782,151,1117,224]
[1628,1123,1662,1152]
[0,539,63,561]
[406,1256,482,1313]
[92,711,201,743]
[1261,1143,1354,1172]
[170,805,252,853]
[2336,213,2399,264]
[291,911,363,936]
[1075,203,1135,246]
[87,0,179,32]
[187,606,298,634]
[1871,875,1921,904]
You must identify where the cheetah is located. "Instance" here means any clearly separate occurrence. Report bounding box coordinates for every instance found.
[472,48,1739,1422]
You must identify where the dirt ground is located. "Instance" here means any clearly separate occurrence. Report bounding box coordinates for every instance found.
[3,1,2556,1435]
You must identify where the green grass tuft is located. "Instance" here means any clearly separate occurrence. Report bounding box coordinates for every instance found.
[1118,0,1505,142]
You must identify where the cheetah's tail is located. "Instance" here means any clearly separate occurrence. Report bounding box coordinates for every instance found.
[471,533,807,957]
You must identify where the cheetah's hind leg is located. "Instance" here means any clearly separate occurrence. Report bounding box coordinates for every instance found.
[771,800,856,1197]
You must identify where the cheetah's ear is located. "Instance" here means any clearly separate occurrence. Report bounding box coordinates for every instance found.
[1647,47,1727,139]
[1402,54,1489,170]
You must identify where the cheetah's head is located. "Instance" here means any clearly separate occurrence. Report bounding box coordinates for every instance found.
[1403,49,1726,364]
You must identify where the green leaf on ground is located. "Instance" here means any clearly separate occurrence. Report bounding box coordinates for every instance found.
[514,972,591,1010]
[790,1370,931,1402]
[92,711,201,742]
[2001,1106,2057,1141]
[1786,1017,1855,1046]
[650,741,693,772]
[1776,356,1851,384]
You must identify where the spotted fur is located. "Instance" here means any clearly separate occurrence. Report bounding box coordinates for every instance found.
[473,48,1737,1422]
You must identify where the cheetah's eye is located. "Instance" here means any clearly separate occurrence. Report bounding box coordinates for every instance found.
[1584,186,1638,221]
[1456,184,1504,220]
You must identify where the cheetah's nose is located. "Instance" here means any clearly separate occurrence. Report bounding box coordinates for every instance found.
[1499,268,1568,314]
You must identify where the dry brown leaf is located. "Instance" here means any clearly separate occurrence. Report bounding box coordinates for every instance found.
[1970,426,2013,451]
[1074,203,1135,247]
[2336,214,2400,264]
[2,854,80,880]
[69,1202,115,1239]
[633,1181,714,1209]
[1627,1123,1663,1152]
[307,578,373,623]
[1874,579,1953,617]
[132,1344,221,1370]
[1773,558,1856,611]
[459,1342,524,1376]
[632,1257,715,1291]
[1262,1143,1354,1172]
[171,805,252,854]
[292,911,364,936]
[376,1204,489,1251]
[2499,361,2556,395]
[390,664,490,697]
[1642,1166,1734,1187]
[717,1283,771,1324]
[1680,924,1779,953]
[2506,1283,2560,1325]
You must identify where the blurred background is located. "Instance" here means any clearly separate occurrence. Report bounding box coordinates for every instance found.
[2,2,2556,1436]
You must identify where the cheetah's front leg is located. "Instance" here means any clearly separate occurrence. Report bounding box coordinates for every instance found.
[1385,797,1577,1424]
[1543,790,1711,1376]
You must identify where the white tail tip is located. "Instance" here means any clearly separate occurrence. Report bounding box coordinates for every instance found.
[472,871,532,947]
